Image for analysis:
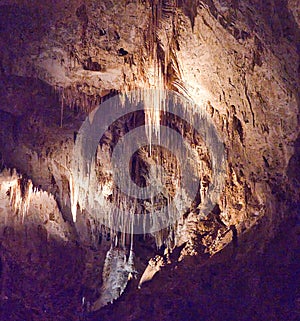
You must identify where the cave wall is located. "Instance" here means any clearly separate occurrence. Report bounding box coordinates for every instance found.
[0,0,299,319]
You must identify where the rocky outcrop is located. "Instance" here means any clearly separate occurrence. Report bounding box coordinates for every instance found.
[0,0,299,320]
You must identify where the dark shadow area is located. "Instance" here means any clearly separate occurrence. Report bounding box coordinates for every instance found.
[91,213,300,321]
[0,225,86,321]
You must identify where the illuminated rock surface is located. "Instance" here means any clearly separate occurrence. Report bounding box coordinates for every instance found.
[0,1,299,320]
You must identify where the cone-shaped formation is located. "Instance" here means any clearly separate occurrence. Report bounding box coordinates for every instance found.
[70,89,226,252]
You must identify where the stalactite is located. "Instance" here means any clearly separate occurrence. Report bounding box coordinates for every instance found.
[8,174,33,223]
[60,92,64,128]
[70,88,226,251]
[67,1,226,308]
[0,169,70,241]
[54,84,104,116]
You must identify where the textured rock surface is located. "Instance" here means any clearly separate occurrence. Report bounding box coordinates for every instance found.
[0,0,299,320]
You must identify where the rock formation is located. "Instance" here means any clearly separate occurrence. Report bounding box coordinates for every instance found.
[0,1,299,320]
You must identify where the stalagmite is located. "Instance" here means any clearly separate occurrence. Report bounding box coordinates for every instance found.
[91,246,136,310]
[67,1,226,308]
[138,254,165,288]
